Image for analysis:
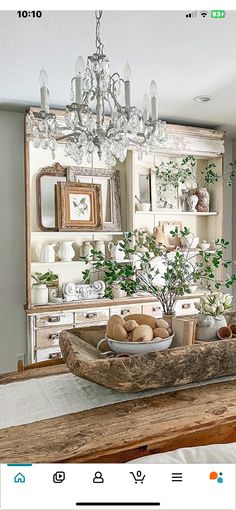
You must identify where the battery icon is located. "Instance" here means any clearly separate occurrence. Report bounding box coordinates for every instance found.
[211,10,225,18]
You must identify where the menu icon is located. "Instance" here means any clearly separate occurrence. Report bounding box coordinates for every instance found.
[172,472,183,482]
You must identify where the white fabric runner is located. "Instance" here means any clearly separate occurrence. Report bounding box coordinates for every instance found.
[129,443,236,463]
[1,373,235,429]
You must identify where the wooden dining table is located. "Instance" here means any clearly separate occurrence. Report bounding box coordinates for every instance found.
[0,364,236,463]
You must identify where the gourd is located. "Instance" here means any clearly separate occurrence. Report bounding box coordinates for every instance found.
[124,320,139,332]
[156,318,169,329]
[112,324,128,341]
[124,314,157,330]
[131,325,153,342]
[106,315,125,337]
[153,327,169,339]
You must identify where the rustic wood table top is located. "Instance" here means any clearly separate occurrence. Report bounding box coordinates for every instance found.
[0,365,235,463]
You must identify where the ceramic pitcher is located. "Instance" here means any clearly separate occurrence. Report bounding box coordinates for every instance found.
[108,241,125,260]
[57,241,75,262]
[36,242,57,263]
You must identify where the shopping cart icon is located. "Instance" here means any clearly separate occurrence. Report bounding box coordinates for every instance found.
[130,470,146,484]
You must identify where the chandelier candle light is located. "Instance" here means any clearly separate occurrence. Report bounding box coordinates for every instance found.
[28,11,167,166]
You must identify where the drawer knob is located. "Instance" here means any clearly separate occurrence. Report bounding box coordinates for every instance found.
[182,303,191,309]
[48,316,60,323]
[121,309,130,315]
[49,333,59,343]
[86,312,97,319]
[152,306,161,312]
[49,352,61,359]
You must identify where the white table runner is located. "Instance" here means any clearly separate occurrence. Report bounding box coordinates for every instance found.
[1,373,235,429]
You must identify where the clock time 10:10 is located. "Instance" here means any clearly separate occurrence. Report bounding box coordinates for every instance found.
[17,11,42,18]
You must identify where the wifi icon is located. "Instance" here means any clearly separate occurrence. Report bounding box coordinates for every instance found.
[200,11,208,18]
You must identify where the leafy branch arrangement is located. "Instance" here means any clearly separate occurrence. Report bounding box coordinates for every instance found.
[154,155,236,190]
[82,249,137,299]
[31,270,58,286]
[82,230,235,311]
[139,229,235,314]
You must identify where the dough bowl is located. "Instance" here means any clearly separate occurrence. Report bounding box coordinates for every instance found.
[59,325,236,392]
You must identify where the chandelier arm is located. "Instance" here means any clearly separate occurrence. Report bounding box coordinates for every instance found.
[108,86,123,111]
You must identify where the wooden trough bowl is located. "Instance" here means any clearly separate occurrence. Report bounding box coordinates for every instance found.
[59,325,236,392]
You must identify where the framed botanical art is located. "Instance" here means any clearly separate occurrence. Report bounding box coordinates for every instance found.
[67,166,121,231]
[56,182,102,231]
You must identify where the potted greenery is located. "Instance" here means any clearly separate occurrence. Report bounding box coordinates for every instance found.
[119,229,236,321]
[154,156,236,212]
[31,270,58,305]
[194,293,233,341]
[82,249,137,299]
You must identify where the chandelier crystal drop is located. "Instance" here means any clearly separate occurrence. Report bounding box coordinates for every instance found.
[28,11,168,166]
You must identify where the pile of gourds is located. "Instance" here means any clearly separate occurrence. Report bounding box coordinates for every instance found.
[106,313,172,343]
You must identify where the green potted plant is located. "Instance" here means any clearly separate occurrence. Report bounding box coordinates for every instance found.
[154,156,236,212]
[31,270,58,305]
[82,249,137,299]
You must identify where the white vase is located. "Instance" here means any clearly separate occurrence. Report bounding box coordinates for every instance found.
[112,282,127,298]
[196,314,227,341]
[36,242,57,263]
[108,241,125,260]
[94,240,106,259]
[82,241,93,258]
[57,241,75,262]
[187,194,198,212]
[31,284,48,305]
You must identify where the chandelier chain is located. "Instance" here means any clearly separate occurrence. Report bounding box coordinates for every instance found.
[95,10,104,55]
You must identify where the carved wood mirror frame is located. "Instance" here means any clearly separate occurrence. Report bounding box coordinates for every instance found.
[36,162,122,232]
[35,162,68,232]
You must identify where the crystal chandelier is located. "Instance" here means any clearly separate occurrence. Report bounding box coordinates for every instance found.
[28,11,167,166]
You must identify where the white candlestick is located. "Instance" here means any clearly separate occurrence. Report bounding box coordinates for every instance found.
[75,75,82,104]
[40,86,49,113]
[151,96,157,121]
[125,81,131,108]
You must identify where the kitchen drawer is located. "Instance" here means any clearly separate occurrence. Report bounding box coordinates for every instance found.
[36,325,73,350]
[36,313,73,328]
[142,303,163,317]
[175,298,199,315]
[74,308,109,324]
[36,347,61,362]
[110,304,141,317]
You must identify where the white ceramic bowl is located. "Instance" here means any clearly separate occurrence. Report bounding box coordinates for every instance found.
[180,236,199,249]
[106,334,174,355]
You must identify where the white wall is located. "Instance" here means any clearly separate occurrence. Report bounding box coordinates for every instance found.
[224,138,233,262]
[0,111,26,373]
[232,138,236,304]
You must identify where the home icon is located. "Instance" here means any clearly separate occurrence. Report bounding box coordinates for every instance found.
[14,473,25,483]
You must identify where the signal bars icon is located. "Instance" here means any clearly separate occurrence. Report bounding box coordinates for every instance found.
[186,11,197,18]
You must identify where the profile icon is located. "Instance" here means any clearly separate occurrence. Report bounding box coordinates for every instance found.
[93,471,104,484]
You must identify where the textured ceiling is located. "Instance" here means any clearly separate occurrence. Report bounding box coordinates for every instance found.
[1,10,236,135]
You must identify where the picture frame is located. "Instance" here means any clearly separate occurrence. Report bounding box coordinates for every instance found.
[56,182,102,231]
[155,177,180,210]
[159,220,183,246]
[67,167,121,232]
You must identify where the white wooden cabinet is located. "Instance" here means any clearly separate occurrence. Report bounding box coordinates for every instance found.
[25,114,224,365]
